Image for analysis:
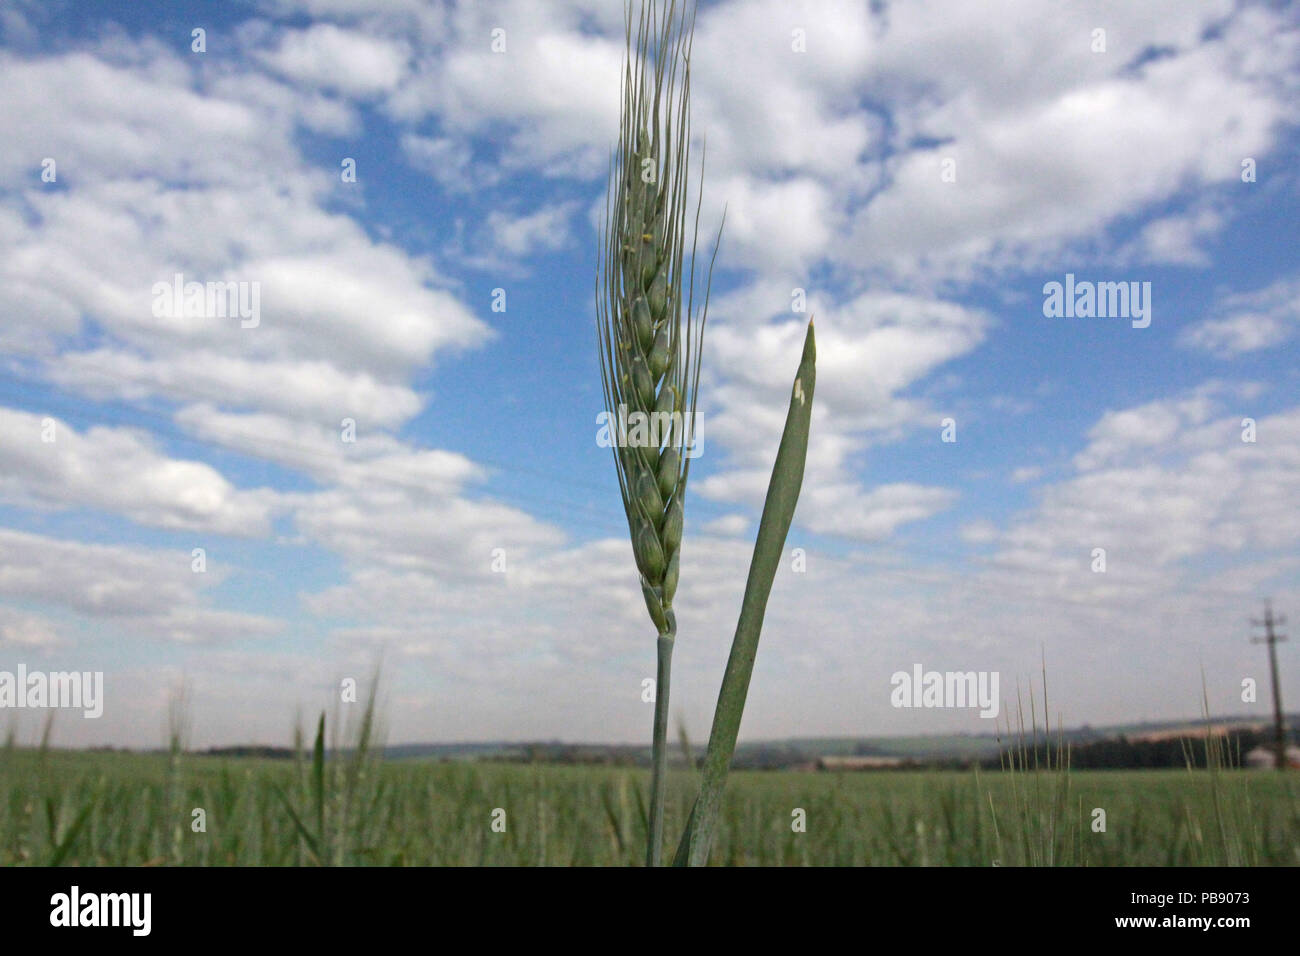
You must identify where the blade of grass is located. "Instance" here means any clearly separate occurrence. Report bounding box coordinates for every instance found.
[49,799,96,867]
[601,782,627,856]
[272,784,322,864]
[677,717,694,770]
[312,711,325,851]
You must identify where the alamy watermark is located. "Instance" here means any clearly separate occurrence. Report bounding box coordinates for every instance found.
[596,404,703,459]
[890,664,999,718]
[50,886,151,936]
[0,665,103,718]
[1042,273,1151,328]
[152,272,260,328]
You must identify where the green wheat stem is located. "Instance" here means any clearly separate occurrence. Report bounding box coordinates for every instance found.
[647,628,675,866]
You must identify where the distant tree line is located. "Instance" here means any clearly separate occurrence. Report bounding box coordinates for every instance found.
[200,745,295,760]
[984,730,1271,770]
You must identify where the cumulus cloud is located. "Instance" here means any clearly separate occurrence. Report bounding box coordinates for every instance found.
[257,23,410,96]
[0,529,283,644]
[0,408,278,535]
[401,133,499,193]
[47,350,424,429]
[843,2,1297,279]
[486,202,578,258]
[1180,277,1300,357]
[386,2,625,176]
[994,390,1300,582]
[697,288,987,541]
[365,1,1299,280]
[0,47,490,420]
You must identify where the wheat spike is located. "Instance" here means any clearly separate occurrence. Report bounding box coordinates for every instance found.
[597,0,718,639]
[596,0,720,867]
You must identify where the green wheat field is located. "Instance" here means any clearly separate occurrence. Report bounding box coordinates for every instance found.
[4,748,1297,866]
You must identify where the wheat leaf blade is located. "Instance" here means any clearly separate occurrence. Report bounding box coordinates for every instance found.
[674,319,816,866]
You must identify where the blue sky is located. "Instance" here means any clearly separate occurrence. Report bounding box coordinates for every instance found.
[0,0,1298,747]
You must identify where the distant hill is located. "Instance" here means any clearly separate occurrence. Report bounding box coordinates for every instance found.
[374,712,1299,770]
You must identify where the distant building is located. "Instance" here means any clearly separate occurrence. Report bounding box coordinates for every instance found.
[1245,745,1300,769]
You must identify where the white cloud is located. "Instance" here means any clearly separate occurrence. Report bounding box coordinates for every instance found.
[292,484,565,580]
[696,289,986,541]
[702,514,749,537]
[705,175,835,272]
[1180,277,1300,357]
[486,201,578,258]
[386,5,626,176]
[0,529,283,643]
[995,391,1300,578]
[1128,206,1223,267]
[253,0,1298,284]
[0,408,278,536]
[0,607,63,648]
[959,519,999,544]
[801,482,958,541]
[48,350,423,429]
[168,402,564,582]
[0,48,490,419]
[1073,387,1228,471]
[401,133,497,193]
[843,2,1296,279]
[258,24,409,96]
[172,403,483,492]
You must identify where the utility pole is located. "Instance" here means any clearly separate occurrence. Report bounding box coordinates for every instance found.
[1251,601,1289,771]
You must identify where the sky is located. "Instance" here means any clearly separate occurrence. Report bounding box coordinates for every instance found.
[0,0,1298,749]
